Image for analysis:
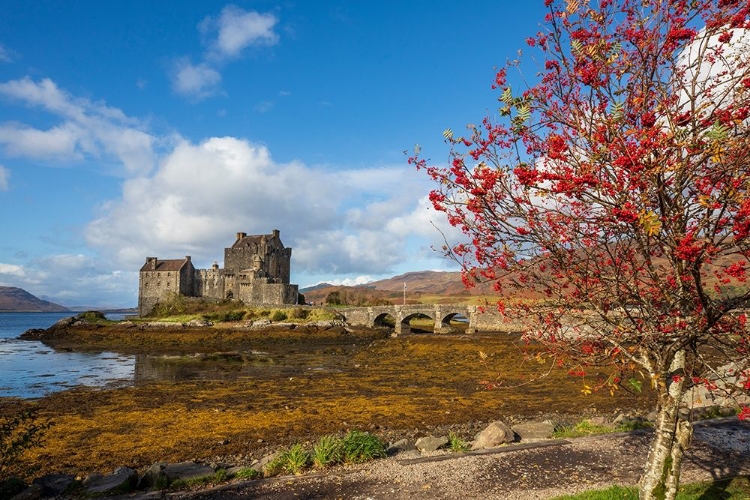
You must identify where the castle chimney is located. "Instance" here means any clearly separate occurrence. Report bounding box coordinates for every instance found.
[272,229,280,239]
[185,256,191,262]
[236,232,247,242]
[146,257,157,270]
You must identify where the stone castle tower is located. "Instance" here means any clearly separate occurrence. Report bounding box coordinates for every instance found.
[138,230,298,316]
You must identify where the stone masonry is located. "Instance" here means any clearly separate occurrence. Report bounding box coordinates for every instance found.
[138,230,298,316]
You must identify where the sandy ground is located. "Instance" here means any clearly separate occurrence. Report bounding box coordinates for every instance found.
[117,417,750,500]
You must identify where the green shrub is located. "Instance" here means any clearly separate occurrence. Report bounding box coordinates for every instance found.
[0,408,51,484]
[78,310,107,322]
[312,435,344,469]
[341,431,386,464]
[288,307,309,320]
[221,310,245,322]
[269,310,288,322]
[447,431,469,453]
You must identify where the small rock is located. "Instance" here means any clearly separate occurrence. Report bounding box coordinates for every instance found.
[256,451,282,473]
[162,461,215,482]
[85,468,137,494]
[512,421,556,440]
[387,439,416,456]
[415,435,449,452]
[471,421,516,450]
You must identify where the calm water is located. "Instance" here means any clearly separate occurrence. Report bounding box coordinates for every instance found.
[0,312,135,399]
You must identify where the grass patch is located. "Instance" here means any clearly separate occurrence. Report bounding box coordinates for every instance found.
[342,431,386,464]
[312,434,344,469]
[447,431,469,453]
[551,475,750,499]
[552,418,651,439]
[232,467,260,480]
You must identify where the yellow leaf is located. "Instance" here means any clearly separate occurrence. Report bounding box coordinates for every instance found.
[639,210,661,236]
[479,351,488,360]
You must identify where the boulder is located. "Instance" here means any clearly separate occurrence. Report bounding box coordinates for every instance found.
[10,484,44,500]
[471,421,516,450]
[512,421,555,440]
[31,474,75,497]
[85,467,137,494]
[386,438,416,456]
[162,461,215,482]
[138,463,167,489]
[415,435,449,452]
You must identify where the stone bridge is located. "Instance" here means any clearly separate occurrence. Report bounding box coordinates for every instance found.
[340,304,481,335]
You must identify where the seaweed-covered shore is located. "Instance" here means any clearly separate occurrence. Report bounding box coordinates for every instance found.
[4,318,652,478]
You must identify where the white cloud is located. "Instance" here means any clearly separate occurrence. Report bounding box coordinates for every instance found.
[0,263,25,277]
[170,6,279,100]
[0,78,156,175]
[0,122,82,160]
[0,165,10,191]
[171,59,222,100]
[0,256,138,307]
[202,6,279,60]
[254,100,273,113]
[0,44,18,63]
[85,137,449,279]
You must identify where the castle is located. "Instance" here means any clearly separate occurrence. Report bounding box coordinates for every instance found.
[138,230,299,316]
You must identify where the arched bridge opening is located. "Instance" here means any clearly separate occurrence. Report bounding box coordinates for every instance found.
[398,312,434,335]
[373,312,396,328]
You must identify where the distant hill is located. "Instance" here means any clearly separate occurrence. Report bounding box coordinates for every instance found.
[302,270,490,306]
[299,283,334,293]
[0,286,70,312]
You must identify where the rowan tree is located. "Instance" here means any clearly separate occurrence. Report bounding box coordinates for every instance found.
[410,1,750,499]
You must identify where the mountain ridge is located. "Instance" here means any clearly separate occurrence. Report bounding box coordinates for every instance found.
[0,286,70,312]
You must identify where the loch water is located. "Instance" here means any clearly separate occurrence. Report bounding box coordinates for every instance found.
[0,312,135,399]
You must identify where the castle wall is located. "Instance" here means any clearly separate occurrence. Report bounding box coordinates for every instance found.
[195,268,225,300]
[238,281,298,306]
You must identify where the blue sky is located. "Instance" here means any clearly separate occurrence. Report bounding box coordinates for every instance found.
[0,1,548,308]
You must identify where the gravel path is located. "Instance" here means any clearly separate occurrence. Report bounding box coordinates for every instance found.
[145,418,750,500]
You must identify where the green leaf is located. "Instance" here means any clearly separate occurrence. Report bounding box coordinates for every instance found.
[628,377,643,393]
[706,121,730,141]
[500,86,513,103]
[571,39,583,54]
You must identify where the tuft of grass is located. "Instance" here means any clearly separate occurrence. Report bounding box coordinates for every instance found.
[280,443,310,474]
[551,476,750,499]
[553,420,618,439]
[615,420,653,432]
[551,485,637,500]
[232,467,260,480]
[341,431,386,464]
[312,434,344,469]
[447,431,469,453]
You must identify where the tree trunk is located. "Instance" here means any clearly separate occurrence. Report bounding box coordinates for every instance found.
[638,350,693,500]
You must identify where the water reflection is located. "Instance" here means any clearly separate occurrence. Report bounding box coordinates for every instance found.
[133,351,277,383]
[0,338,135,398]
